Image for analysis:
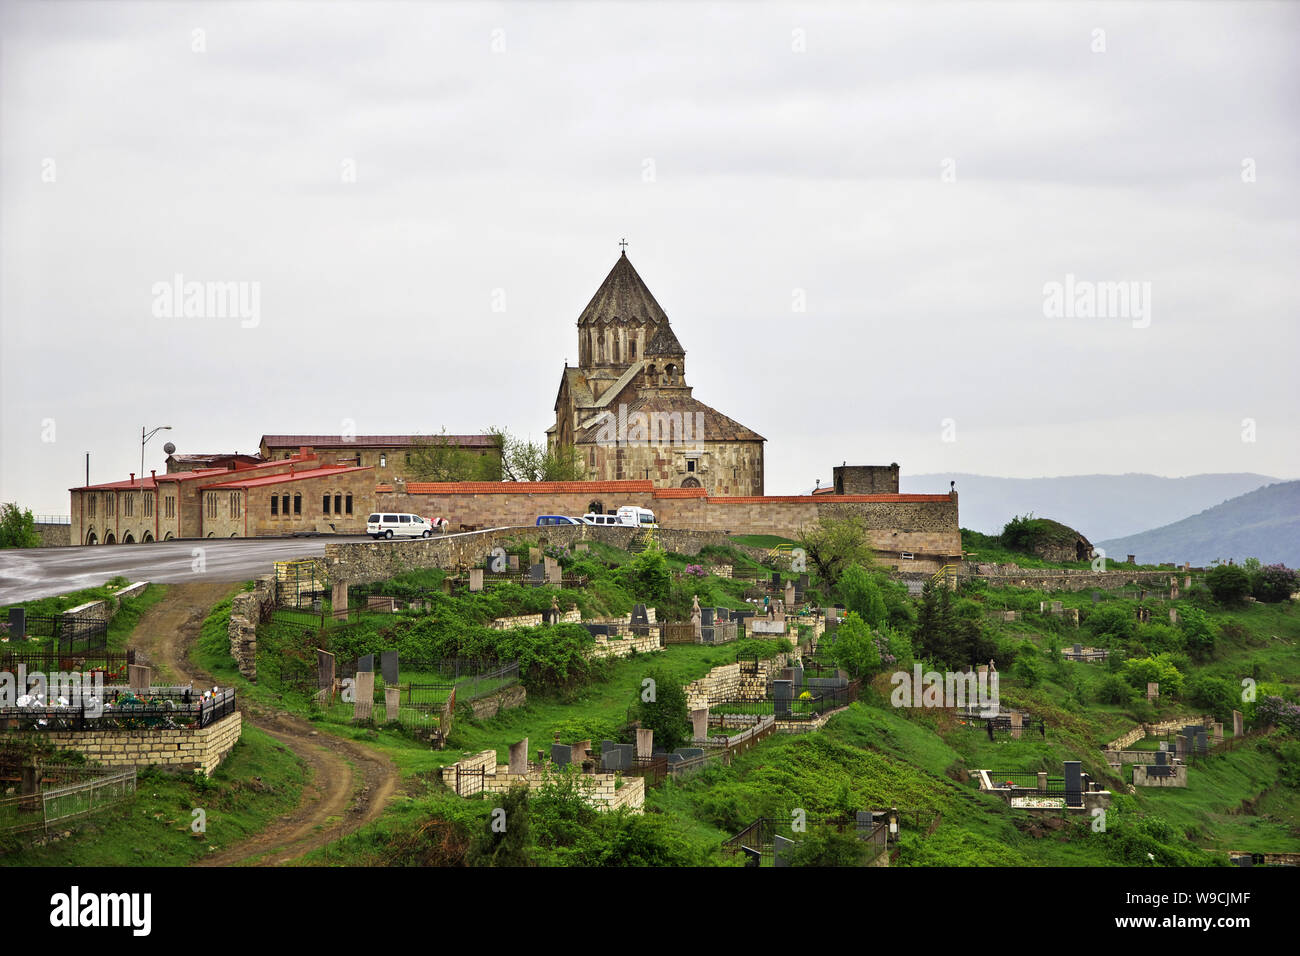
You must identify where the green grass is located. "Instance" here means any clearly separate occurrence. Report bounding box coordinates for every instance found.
[1,576,137,618]
[1,725,304,865]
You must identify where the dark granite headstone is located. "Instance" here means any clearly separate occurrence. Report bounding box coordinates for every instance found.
[7,607,25,640]
[771,572,781,588]
[530,563,546,583]
[798,574,809,591]
[1092,592,1100,604]
[856,811,873,830]
[358,654,374,673]
[701,608,715,626]
[630,604,649,626]
[715,607,730,622]
[1155,750,1167,765]
[551,744,572,766]
[1072,643,1083,655]
[1064,760,1083,808]
[774,834,795,867]
[380,650,399,685]
[773,679,794,718]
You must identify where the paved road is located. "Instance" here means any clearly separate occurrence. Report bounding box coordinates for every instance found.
[0,536,371,604]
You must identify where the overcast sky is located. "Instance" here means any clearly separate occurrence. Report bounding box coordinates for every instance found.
[2,1,1297,514]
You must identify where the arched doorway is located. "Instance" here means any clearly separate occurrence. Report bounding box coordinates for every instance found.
[86,531,98,546]
[587,499,604,515]
[123,532,135,544]
[142,531,154,542]
[163,532,174,540]
[103,532,116,545]
[681,477,701,488]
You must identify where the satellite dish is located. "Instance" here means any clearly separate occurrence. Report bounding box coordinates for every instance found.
[163,442,176,454]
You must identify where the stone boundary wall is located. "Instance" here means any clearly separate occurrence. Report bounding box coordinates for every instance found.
[684,653,794,708]
[1133,764,1188,787]
[440,751,645,813]
[60,582,149,628]
[229,574,274,679]
[468,684,528,720]
[590,632,662,659]
[35,522,71,548]
[961,569,1185,594]
[1104,715,1211,751]
[29,711,242,777]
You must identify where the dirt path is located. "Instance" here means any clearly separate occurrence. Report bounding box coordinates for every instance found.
[128,580,399,866]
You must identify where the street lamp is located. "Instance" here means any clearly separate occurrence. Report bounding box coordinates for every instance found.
[141,425,172,480]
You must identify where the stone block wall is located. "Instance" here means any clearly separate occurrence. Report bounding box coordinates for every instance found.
[467,684,527,720]
[30,712,242,777]
[1133,764,1188,787]
[228,575,274,679]
[683,653,792,708]
[589,632,662,659]
[60,582,150,630]
[35,522,71,547]
[440,752,646,813]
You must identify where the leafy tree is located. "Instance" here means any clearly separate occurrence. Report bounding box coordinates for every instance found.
[467,785,532,867]
[1184,675,1238,723]
[784,826,873,867]
[915,579,994,669]
[829,611,881,680]
[797,516,874,589]
[0,503,40,549]
[1012,642,1043,688]
[636,666,690,752]
[1251,564,1298,603]
[1122,654,1184,698]
[1177,606,1216,661]
[491,426,586,482]
[407,428,502,482]
[617,538,671,603]
[1085,604,1136,646]
[1094,673,1132,705]
[1205,564,1252,606]
[837,564,887,627]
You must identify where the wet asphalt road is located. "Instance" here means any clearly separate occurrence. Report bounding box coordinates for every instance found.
[0,536,373,604]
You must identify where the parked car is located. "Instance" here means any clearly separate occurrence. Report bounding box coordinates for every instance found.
[366,513,436,539]
[536,515,584,526]
[616,506,658,529]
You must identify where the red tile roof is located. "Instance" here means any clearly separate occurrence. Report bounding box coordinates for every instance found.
[405,480,655,495]
[261,434,497,449]
[205,465,373,489]
[651,487,709,499]
[374,484,395,493]
[69,476,160,492]
[706,494,952,504]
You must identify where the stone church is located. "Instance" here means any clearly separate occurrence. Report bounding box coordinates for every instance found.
[548,251,765,496]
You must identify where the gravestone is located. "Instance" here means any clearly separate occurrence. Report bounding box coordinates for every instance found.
[128,664,152,691]
[1175,734,1188,758]
[1213,722,1223,743]
[770,572,781,588]
[1092,591,1101,604]
[791,664,805,689]
[1158,741,1168,752]
[509,738,529,775]
[529,563,546,584]
[7,607,25,640]
[856,811,873,831]
[825,606,838,624]
[352,671,375,721]
[798,574,809,592]
[1169,608,1179,625]
[1184,575,1191,588]
[701,607,715,626]
[1155,750,1167,765]
[715,607,730,622]
[1051,601,1063,614]
[1063,761,1083,808]
[507,554,520,570]
[573,739,592,768]
[358,654,374,673]
[1072,643,1083,655]
[551,743,572,766]
[1196,730,1209,755]
[773,834,795,868]
[636,728,654,759]
[380,650,399,685]
[1010,712,1023,740]
[384,685,401,720]
[1170,586,1179,600]
[576,542,590,553]
[784,581,795,607]
[316,650,335,701]
[1233,710,1243,737]
[1147,682,1159,702]
[773,679,794,718]
[469,568,484,592]
[691,707,709,741]
[1037,771,1049,790]
[631,604,649,626]
[601,741,634,772]
[544,556,562,584]
[690,597,702,640]
[528,547,541,565]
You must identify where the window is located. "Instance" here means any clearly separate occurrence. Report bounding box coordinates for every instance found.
[293,494,302,515]
[144,495,153,517]
[629,340,637,359]
[88,495,96,518]
[165,495,175,518]
[399,515,410,523]
[206,493,217,518]
[281,494,290,516]
[105,494,115,516]
[124,496,133,517]
[380,454,387,468]
[323,495,331,514]
[686,459,696,473]
[345,494,353,515]
[334,494,342,514]
[271,495,279,516]
[231,492,241,518]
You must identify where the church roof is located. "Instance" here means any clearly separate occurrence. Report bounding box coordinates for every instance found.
[573,392,765,444]
[645,324,684,356]
[577,253,671,328]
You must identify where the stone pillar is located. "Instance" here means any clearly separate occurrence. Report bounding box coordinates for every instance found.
[573,739,592,769]
[1184,575,1191,588]
[352,670,374,721]
[331,580,350,621]
[691,707,709,741]
[636,728,654,759]
[1010,712,1023,740]
[784,581,795,608]
[469,568,484,592]
[1169,608,1179,625]
[1212,722,1224,743]
[509,738,529,775]
[545,556,561,584]
[384,685,401,720]
[1170,586,1179,600]
[1147,682,1158,701]
[316,649,335,703]
[1036,771,1048,791]
[1233,710,1243,737]
[508,554,520,570]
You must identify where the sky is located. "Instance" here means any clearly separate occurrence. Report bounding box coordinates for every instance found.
[2,1,1297,514]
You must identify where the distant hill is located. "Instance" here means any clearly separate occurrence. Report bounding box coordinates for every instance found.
[902,472,1280,541]
[1097,481,1300,568]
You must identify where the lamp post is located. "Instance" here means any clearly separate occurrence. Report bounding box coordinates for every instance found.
[141,425,172,480]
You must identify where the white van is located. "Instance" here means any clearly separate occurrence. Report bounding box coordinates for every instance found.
[366,513,435,539]
[617,506,658,529]
[581,513,628,527]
